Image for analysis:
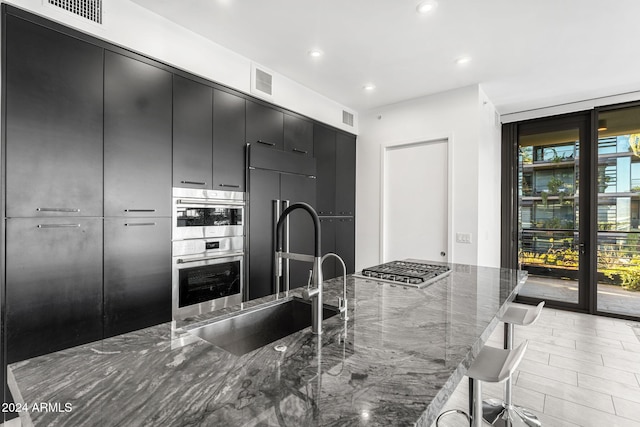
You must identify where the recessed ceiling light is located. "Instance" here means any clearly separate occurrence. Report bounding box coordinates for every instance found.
[363,84,376,91]
[308,49,323,58]
[416,0,438,14]
[455,56,472,65]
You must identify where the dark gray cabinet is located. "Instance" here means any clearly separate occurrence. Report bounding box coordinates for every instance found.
[246,100,284,150]
[314,126,356,279]
[284,114,313,157]
[314,125,337,216]
[336,133,357,216]
[213,89,246,191]
[104,51,172,217]
[173,75,213,189]
[5,15,103,218]
[104,218,171,338]
[314,126,356,216]
[5,218,103,362]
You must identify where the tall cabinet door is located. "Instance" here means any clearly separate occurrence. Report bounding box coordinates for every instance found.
[104,51,172,217]
[280,174,317,289]
[313,125,337,216]
[5,218,103,362]
[104,218,171,338]
[5,15,103,217]
[248,169,280,300]
[335,133,356,216]
[173,75,213,189]
[213,89,246,191]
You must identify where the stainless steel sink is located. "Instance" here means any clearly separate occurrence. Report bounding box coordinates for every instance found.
[187,298,339,356]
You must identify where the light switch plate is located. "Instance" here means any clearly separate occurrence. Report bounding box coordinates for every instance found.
[456,232,472,244]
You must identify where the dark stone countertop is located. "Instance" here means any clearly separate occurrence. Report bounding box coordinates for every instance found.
[8,263,526,427]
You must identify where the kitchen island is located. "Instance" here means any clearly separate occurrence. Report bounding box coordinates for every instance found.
[8,263,526,426]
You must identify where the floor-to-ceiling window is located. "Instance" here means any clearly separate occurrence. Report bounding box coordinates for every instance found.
[503,103,640,320]
[595,105,640,317]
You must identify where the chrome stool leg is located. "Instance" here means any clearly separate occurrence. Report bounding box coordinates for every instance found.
[482,323,541,427]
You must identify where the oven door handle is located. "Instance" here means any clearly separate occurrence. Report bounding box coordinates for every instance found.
[176,199,244,206]
[177,251,244,264]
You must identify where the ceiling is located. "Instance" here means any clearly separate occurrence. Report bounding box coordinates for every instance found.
[131,0,640,115]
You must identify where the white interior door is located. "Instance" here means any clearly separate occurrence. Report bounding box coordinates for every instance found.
[383,139,448,263]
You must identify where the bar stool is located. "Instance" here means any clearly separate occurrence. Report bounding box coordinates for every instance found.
[483,301,545,427]
[436,340,529,427]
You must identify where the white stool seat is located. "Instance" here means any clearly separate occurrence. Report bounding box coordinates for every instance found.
[437,341,529,427]
[500,301,544,326]
[467,341,528,383]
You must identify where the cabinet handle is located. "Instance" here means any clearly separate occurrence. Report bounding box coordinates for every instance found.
[181,180,206,186]
[256,140,276,147]
[37,224,81,228]
[219,184,241,188]
[124,222,156,227]
[124,209,156,212]
[292,148,308,154]
[36,207,80,213]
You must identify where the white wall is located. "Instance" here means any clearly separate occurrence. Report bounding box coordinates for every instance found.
[477,88,502,267]
[2,0,357,133]
[356,85,502,269]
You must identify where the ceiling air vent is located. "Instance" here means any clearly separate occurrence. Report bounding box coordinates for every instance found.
[47,0,103,24]
[342,110,354,127]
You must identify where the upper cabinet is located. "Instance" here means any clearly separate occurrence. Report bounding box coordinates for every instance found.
[104,51,172,217]
[5,15,104,218]
[213,89,246,191]
[246,100,284,150]
[173,75,213,189]
[283,114,313,158]
[335,133,356,216]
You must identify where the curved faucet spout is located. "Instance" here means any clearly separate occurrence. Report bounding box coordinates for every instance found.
[274,202,324,334]
[275,202,321,257]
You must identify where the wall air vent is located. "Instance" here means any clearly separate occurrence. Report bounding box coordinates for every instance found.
[249,63,274,100]
[46,0,102,24]
[342,110,354,127]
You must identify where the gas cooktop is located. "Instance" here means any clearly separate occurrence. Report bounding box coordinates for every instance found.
[353,260,451,288]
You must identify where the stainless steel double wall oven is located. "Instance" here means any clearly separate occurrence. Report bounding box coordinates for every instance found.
[172,187,245,319]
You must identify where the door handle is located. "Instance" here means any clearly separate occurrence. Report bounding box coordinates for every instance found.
[181,180,206,186]
[579,243,586,255]
[257,140,276,147]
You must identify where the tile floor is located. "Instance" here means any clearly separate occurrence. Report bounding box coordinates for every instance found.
[433,307,640,427]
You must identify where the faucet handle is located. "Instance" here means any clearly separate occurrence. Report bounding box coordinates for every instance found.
[307,269,313,288]
[338,297,348,320]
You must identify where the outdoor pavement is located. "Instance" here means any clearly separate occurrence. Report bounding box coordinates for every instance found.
[519,275,640,318]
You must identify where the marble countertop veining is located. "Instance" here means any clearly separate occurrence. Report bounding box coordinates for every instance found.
[9,264,526,427]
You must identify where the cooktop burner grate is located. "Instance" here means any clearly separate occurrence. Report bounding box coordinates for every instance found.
[354,260,451,288]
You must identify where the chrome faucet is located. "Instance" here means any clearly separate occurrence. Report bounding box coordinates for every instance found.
[275,202,324,335]
[321,253,348,321]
